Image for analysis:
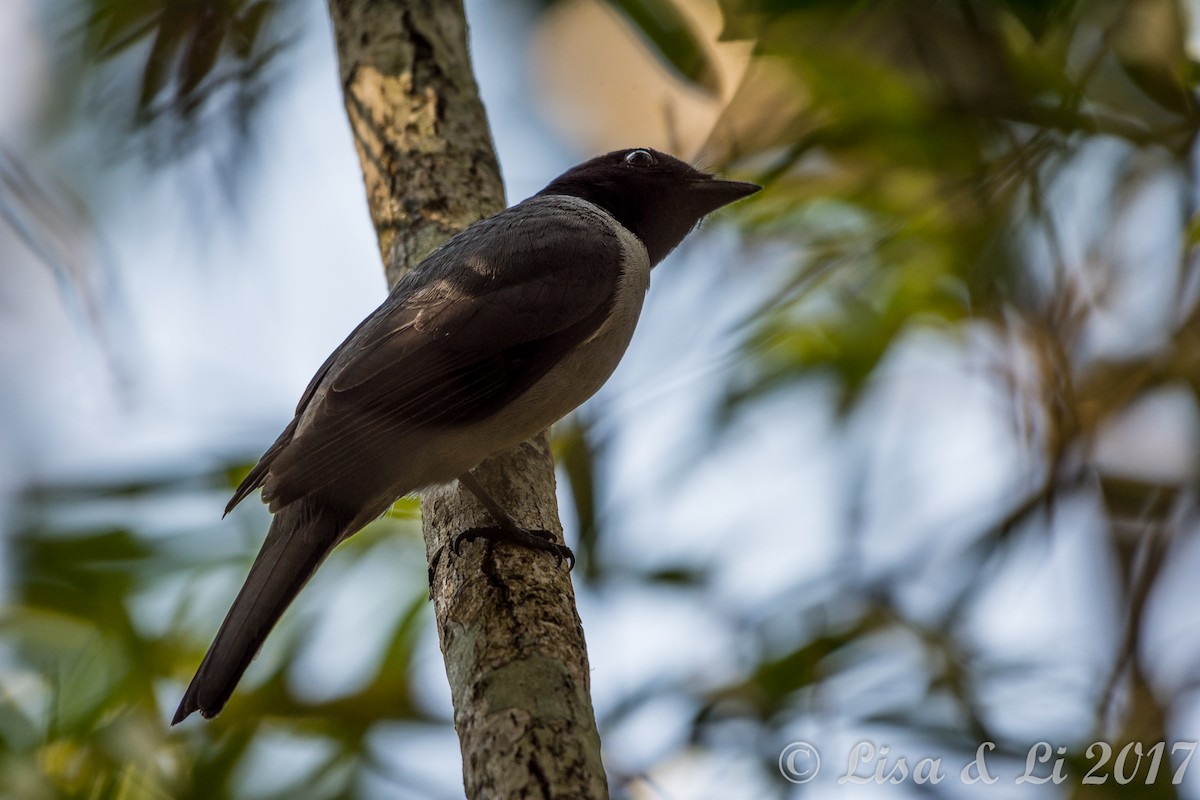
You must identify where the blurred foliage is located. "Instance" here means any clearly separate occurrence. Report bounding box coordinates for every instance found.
[1,472,433,799]
[603,0,722,93]
[46,0,294,164]
[8,0,1200,798]
[541,0,722,94]
[713,0,1197,408]
[85,0,277,112]
[64,0,717,162]
[647,0,1200,794]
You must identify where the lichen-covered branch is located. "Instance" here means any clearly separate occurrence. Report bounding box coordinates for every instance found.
[325,1,609,797]
[327,0,504,283]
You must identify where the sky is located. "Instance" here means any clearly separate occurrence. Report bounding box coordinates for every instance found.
[4,1,1200,799]
[0,0,572,497]
[0,1,826,795]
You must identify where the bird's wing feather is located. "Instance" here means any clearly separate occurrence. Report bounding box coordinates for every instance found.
[225,311,386,514]
[240,199,627,510]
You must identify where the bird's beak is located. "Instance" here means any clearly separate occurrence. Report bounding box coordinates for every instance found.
[690,177,761,214]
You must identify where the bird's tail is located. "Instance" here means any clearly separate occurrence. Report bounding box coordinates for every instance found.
[172,499,344,724]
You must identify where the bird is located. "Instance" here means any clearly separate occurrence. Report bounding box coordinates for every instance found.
[172,147,760,724]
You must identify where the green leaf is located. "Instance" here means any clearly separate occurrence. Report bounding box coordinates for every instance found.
[997,0,1079,40]
[553,416,600,576]
[605,0,721,94]
[179,7,228,100]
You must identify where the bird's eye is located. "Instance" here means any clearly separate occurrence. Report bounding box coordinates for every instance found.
[624,149,656,167]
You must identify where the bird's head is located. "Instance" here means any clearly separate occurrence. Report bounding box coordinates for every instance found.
[538,148,760,265]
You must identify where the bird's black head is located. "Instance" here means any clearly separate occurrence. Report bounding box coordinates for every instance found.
[537,148,760,265]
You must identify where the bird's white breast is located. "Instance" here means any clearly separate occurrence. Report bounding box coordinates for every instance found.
[512,194,650,418]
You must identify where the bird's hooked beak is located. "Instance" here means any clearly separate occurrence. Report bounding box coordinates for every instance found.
[689,175,761,215]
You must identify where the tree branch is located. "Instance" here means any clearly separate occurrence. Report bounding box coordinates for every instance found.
[325,1,609,797]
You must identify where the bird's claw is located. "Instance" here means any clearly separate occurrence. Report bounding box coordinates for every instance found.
[452,526,575,570]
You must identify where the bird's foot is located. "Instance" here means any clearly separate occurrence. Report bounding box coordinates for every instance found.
[453,525,576,570]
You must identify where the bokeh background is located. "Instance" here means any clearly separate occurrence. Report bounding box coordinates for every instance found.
[3,0,1200,798]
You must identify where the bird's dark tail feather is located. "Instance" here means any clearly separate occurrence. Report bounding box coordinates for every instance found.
[172,499,344,724]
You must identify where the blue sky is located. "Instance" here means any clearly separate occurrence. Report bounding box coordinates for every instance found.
[5,2,1200,798]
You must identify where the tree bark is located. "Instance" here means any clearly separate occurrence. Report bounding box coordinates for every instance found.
[325,2,609,797]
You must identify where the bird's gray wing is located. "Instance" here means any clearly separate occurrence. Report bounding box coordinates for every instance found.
[231,200,627,512]
[224,311,380,514]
